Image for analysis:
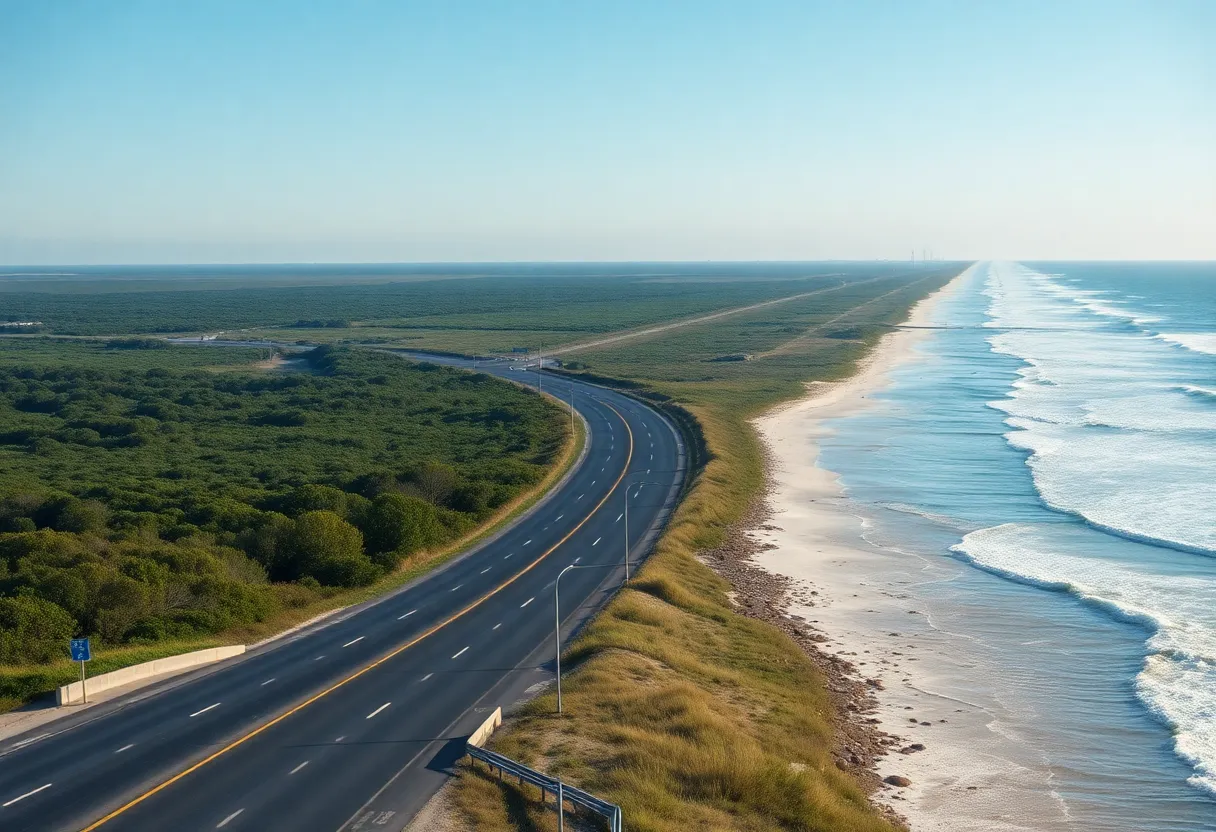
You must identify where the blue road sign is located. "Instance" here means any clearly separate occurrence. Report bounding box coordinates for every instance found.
[70,638,91,662]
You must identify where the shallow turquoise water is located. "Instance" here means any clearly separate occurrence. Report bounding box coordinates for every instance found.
[818,262,1216,830]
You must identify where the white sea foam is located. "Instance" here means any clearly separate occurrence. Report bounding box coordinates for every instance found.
[1157,332,1216,356]
[981,262,1216,555]
[954,523,1216,798]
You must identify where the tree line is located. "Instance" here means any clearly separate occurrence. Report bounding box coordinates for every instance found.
[0,346,567,666]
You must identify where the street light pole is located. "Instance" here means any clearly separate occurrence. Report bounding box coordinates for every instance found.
[554,563,617,714]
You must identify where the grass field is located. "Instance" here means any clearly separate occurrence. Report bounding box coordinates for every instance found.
[3,263,918,338]
[441,263,966,831]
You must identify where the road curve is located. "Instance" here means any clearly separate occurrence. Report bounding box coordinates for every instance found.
[0,355,686,832]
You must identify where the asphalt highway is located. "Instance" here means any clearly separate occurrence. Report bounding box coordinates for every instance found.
[0,355,686,831]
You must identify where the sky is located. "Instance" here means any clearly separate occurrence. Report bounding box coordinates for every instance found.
[1,1,1213,264]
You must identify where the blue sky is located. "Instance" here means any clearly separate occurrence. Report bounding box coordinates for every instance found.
[2,1,1212,264]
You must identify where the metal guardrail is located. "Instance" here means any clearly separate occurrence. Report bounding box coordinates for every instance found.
[466,743,623,832]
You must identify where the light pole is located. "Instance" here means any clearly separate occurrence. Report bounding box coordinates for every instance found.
[623,477,665,581]
[554,563,617,714]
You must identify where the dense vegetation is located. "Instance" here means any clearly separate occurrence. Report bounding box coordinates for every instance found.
[0,344,566,667]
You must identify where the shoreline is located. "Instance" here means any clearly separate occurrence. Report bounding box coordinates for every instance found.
[743,266,1066,830]
[694,270,973,827]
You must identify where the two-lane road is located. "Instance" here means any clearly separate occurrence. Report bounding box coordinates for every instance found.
[0,356,685,831]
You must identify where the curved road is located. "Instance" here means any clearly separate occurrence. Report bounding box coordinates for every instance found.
[0,356,686,832]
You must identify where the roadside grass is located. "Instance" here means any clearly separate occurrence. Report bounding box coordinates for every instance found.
[0,359,585,714]
[444,266,963,831]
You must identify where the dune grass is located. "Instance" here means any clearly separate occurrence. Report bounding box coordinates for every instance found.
[444,266,965,831]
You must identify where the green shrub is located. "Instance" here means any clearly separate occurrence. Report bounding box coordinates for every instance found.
[0,596,77,664]
[361,493,441,565]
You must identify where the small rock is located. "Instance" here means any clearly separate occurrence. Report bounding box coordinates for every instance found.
[884,775,912,788]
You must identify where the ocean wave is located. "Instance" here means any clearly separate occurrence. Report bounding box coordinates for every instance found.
[953,523,1216,797]
[998,418,1216,556]
[1178,384,1216,400]
[982,262,1216,555]
[1156,332,1216,357]
[876,501,979,532]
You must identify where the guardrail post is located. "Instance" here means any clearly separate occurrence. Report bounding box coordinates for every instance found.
[557,779,564,832]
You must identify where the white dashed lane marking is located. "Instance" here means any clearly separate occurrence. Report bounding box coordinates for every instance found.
[366,703,391,719]
[289,761,309,775]
[421,673,433,681]
[398,610,416,620]
[217,809,244,828]
[343,637,363,648]
[190,703,220,718]
[481,567,491,574]
[521,597,534,608]
[261,678,275,686]
[592,537,601,546]
[115,744,134,754]
[452,646,470,659]
[3,784,52,808]
[492,623,502,630]
[616,514,623,522]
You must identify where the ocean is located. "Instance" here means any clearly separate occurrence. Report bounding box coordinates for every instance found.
[816,261,1216,830]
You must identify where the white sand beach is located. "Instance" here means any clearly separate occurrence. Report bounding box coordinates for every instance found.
[750,268,1076,831]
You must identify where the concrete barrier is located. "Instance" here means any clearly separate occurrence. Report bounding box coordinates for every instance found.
[56,645,246,706]
[468,706,502,748]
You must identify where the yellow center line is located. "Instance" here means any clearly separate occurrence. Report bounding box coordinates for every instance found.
[80,402,635,831]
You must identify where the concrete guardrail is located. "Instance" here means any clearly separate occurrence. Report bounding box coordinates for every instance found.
[56,645,246,706]
[468,706,502,748]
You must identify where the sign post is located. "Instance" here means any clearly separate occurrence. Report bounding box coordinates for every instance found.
[70,638,91,704]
